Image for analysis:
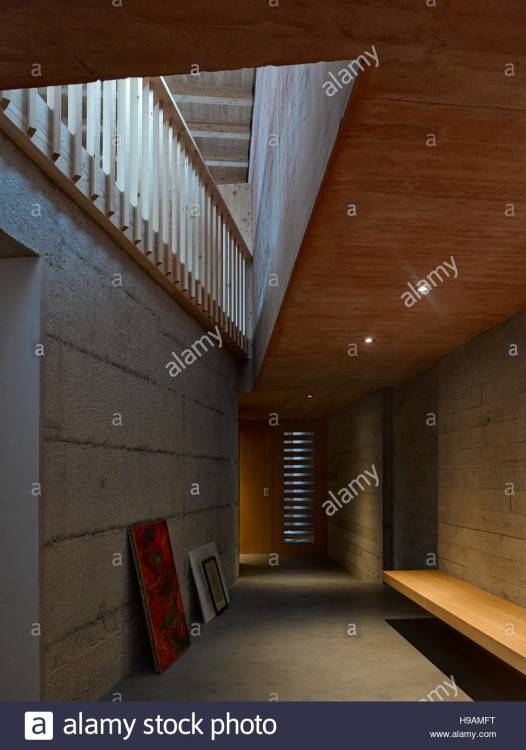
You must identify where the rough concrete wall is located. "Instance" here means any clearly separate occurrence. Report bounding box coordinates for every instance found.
[0,131,240,700]
[327,394,383,582]
[392,368,438,569]
[250,61,352,378]
[387,308,526,605]
[437,311,526,607]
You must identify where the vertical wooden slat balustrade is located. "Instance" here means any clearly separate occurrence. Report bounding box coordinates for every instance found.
[116,78,130,231]
[27,89,37,137]
[67,83,82,181]
[173,132,181,282]
[0,76,252,355]
[203,190,211,315]
[129,77,141,244]
[49,85,62,159]
[183,144,190,292]
[139,79,150,250]
[102,80,116,217]
[86,80,101,200]
[162,118,171,276]
[151,98,161,267]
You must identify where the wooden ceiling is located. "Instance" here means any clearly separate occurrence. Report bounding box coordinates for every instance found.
[241,7,526,418]
[165,69,254,184]
[3,2,525,91]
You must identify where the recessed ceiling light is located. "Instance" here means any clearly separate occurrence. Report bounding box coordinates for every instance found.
[307,394,313,399]
[417,282,430,295]
[363,336,375,344]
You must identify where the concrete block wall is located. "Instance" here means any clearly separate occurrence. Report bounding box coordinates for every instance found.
[387,309,526,606]
[0,132,241,699]
[327,393,383,582]
[328,308,526,605]
[437,310,526,607]
[392,368,438,569]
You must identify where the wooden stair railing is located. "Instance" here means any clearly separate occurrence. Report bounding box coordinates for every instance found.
[0,78,252,355]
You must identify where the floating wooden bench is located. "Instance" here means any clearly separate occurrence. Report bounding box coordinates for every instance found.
[383,570,526,677]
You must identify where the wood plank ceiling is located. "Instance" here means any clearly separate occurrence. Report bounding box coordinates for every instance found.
[3,2,525,91]
[164,69,254,184]
[241,7,526,418]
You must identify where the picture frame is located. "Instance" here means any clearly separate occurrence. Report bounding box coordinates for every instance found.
[202,556,229,615]
[188,542,230,623]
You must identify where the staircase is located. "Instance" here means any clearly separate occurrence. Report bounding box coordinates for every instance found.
[165,69,254,185]
[0,78,252,355]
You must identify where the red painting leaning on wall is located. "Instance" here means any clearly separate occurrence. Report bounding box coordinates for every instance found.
[129,520,191,673]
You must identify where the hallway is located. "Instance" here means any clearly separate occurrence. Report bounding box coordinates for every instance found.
[108,557,472,702]
[3,8,526,708]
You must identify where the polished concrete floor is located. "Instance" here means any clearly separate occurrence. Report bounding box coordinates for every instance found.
[107,556,487,701]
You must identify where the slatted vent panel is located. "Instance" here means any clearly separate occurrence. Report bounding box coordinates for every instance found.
[282,431,315,544]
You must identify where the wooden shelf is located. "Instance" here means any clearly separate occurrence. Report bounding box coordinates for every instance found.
[384,569,526,676]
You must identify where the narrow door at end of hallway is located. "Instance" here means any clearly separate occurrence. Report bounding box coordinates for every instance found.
[274,422,326,556]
